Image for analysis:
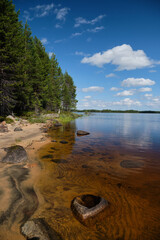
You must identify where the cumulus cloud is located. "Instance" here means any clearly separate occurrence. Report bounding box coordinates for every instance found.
[74,15,106,27]
[138,87,152,92]
[41,38,48,44]
[144,93,152,98]
[82,86,104,92]
[54,7,70,21]
[121,78,155,87]
[116,90,135,96]
[112,98,141,107]
[81,44,155,70]
[106,73,116,78]
[78,97,141,109]
[110,87,121,91]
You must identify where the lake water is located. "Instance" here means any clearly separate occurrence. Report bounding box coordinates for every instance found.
[37,113,160,240]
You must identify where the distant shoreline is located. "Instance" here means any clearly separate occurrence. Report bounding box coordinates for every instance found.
[75,110,160,114]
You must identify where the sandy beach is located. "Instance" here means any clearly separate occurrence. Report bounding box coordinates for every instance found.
[0,120,52,240]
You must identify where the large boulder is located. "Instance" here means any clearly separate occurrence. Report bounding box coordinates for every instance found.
[21,218,63,240]
[2,145,28,163]
[77,130,90,136]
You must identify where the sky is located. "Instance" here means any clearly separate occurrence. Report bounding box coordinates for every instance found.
[13,0,160,110]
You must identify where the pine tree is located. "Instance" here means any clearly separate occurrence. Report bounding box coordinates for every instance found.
[0,0,23,116]
[46,54,63,112]
[62,72,77,111]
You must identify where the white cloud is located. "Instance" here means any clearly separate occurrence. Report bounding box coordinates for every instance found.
[82,86,104,92]
[144,93,152,98]
[75,51,90,57]
[105,73,116,78]
[87,37,92,42]
[87,26,104,33]
[110,87,121,91]
[78,97,141,109]
[121,78,155,87]
[54,39,65,43]
[55,23,62,28]
[146,96,160,108]
[30,3,54,18]
[74,15,106,27]
[84,96,91,99]
[48,52,53,58]
[23,10,33,21]
[54,7,70,21]
[41,38,48,44]
[149,70,157,73]
[71,32,84,38]
[138,87,152,92]
[116,90,135,96]
[81,44,155,70]
[112,98,141,107]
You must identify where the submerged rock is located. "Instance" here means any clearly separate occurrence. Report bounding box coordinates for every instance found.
[120,160,144,168]
[59,140,68,144]
[2,145,28,163]
[54,122,62,127]
[21,218,63,240]
[71,194,109,224]
[77,130,90,136]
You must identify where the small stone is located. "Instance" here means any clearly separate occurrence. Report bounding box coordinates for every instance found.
[14,127,23,131]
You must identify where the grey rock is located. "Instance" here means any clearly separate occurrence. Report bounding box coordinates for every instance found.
[2,145,28,163]
[77,130,90,136]
[14,127,23,131]
[21,218,63,240]
[54,122,62,127]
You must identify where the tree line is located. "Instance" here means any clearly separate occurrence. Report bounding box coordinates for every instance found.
[0,0,77,116]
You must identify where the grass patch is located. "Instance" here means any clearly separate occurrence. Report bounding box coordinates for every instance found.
[58,112,82,123]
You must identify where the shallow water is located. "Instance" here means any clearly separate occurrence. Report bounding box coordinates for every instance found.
[36,113,160,240]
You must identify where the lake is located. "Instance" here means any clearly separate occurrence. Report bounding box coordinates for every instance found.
[37,113,160,240]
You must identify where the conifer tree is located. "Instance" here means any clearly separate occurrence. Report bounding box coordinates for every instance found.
[0,0,23,116]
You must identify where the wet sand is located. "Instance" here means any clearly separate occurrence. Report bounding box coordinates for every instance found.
[0,122,51,240]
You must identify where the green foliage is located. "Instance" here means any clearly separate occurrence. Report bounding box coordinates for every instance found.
[0,0,77,117]
[58,112,82,123]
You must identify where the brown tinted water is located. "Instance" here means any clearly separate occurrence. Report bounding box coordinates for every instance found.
[0,113,160,240]
[35,115,160,240]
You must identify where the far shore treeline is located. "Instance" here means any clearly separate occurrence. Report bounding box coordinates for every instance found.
[0,0,77,117]
[76,109,160,114]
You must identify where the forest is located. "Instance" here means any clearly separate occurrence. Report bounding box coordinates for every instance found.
[0,0,77,117]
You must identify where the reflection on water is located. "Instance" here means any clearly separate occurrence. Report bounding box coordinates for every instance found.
[36,113,160,240]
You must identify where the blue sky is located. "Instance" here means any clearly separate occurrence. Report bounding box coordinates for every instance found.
[13,0,160,110]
